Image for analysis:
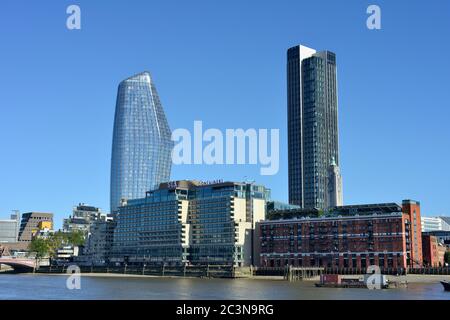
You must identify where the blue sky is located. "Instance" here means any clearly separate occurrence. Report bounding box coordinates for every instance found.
[1,0,449,228]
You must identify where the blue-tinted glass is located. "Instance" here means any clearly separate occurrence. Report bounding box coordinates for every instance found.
[110,72,173,213]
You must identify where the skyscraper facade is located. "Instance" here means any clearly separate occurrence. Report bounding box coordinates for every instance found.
[110,71,173,213]
[287,45,342,209]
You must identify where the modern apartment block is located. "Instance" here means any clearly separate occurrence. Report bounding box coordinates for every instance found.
[110,71,173,213]
[256,200,423,270]
[287,44,343,209]
[18,212,53,243]
[111,180,270,266]
[84,215,116,265]
[63,203,104,235]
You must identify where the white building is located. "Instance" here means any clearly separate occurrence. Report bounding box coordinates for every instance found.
[421,216,450,232]
[56,246,79,260]
[328,157,343,207]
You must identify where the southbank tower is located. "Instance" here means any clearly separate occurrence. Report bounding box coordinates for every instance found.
[110,71,173,213]
[287,45,342,209]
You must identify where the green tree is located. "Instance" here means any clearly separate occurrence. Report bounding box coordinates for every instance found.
[445,251,450,265]
[67,230,85,246]
[47,231,65,257]
[28,231,86,259]
[29,238,49,258]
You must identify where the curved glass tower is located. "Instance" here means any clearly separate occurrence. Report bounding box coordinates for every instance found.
[110,71,173,213]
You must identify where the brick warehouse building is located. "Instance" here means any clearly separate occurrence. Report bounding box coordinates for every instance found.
[422,234,446,267]
[256,200,422,270]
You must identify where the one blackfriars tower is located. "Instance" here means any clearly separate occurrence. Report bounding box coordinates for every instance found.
[110,71,173,213]
[287,45,343,209]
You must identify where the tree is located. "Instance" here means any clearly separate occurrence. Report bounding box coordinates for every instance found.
[445,251,450,265]
[67,230,85,247]
[28,230,86,259]
[47,231,65,257]
[29,238,49,258]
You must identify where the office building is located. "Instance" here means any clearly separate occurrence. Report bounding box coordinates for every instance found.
[287,45,342,209]
[111,180,270,266]
[421,216,450,232]
[257,200,423,270]
[0,214,20,243]
[18,212,53,243]
[110,71,173,213]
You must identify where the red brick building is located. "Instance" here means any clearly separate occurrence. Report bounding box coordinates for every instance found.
[256,200,423,270]
[402,200,422,267]
[422,235,440,267]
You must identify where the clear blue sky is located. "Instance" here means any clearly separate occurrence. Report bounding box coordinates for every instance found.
[1,0,449,229]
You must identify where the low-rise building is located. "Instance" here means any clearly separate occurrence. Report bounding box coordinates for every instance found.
[31,221,53,239]
[422,235,441,267]
[422,230,450,247]
[437,244,448,267]
[111,180,270,266]
[256,200,423,270]
[0,213,20,243]
[56,246,79,260]
[266,201,300,213]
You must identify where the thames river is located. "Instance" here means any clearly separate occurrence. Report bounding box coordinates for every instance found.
[0,274,449,300]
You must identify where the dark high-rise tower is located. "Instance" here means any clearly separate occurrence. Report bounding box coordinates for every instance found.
[110,72,173,213]
[287,45,342,209]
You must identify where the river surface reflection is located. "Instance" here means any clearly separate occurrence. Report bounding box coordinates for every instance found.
[0,274,448,300]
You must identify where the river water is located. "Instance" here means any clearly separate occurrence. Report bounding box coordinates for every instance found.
[0,274,448,300]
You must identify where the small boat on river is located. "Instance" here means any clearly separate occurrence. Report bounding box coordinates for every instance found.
[440,280,450,291]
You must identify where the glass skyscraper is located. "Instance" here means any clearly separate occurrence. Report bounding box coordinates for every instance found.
[287,45,342,209]
[110,71,173,213]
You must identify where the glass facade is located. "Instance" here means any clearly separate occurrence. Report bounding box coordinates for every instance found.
[287,45,340,209]
[110,72,173,213]
[0,218,19,243]
[111,181,270,266]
